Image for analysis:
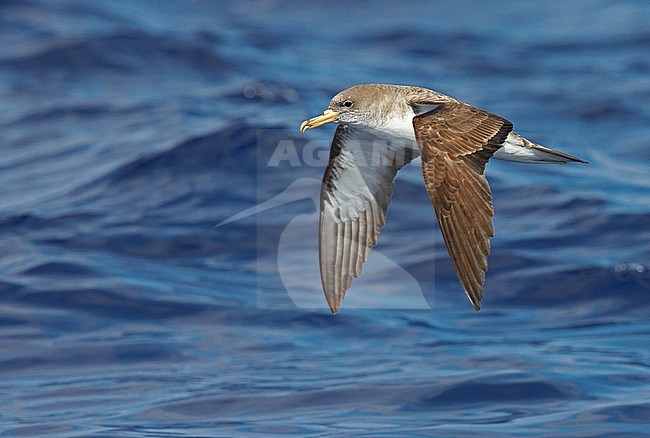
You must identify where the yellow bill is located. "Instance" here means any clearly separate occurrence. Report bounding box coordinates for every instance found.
[300,109,340,134]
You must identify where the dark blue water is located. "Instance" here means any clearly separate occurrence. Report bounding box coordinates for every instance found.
[1,1,649,436]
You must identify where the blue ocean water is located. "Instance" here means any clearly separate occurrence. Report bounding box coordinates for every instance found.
[1,0,649,436]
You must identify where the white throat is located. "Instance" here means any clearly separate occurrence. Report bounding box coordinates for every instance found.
[367,103,439,146]
[358,108,419,151]
[375,112,417,141]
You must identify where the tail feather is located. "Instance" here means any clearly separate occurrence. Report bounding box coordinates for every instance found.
[493,132,589,164]
[527,142,589,164]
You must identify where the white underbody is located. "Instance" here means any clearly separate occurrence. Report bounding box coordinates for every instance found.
[360,110,560,163]
[494,132,552,163]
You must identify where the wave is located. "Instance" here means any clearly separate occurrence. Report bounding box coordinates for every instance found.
[1,29,233,77]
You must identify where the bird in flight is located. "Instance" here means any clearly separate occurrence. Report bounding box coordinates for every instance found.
[300,84,587,313]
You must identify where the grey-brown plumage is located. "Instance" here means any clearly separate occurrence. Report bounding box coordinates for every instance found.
[414,101,512,310]
[300,84,587,313]
[319,124,418,312]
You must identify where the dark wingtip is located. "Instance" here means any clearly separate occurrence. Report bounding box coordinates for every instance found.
[467,294,482,312]
[328,302,340,314]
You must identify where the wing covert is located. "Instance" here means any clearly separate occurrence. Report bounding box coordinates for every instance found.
[412,102,512,310]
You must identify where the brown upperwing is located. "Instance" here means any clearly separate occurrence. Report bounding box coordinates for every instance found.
[411,101,512,310]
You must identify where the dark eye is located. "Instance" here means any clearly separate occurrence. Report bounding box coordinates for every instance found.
[341,100,354,108]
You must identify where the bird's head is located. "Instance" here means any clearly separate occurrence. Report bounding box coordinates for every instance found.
[300,84,400,133]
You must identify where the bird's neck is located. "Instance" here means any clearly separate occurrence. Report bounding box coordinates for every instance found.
[362,109,418,149]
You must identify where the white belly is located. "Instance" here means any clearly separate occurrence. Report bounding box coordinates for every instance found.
[493,132,559,163]
[369,113,419,150]
[364,118,555,163]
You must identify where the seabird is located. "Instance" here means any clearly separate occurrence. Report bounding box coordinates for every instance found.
[300,84,587,313]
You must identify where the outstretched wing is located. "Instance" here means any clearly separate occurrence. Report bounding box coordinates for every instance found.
[320,125,417,313]
[412,101,512,310]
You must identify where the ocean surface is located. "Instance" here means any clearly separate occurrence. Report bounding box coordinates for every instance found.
[1,1,649,436]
